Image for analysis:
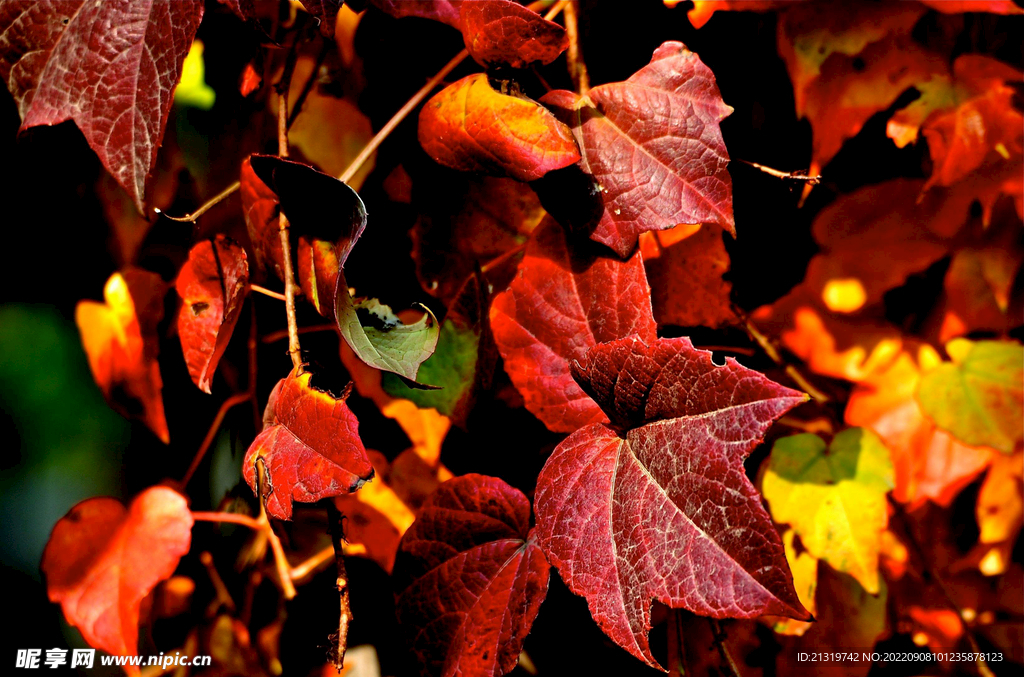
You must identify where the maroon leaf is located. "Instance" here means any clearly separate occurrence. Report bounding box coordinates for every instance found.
[460,0,568,68]
[297,0,342,37]
[534,336,810,667]
[541,41,735,257]
[490,217,657,433]
[175,236,249,394]
[243,369,374,520]
[240,156,285,282]
[366,0,463,28]
[0,0,205,213]
[395,474,550,677]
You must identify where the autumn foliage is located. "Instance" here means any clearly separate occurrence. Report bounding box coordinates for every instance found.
[1,1,1022,676]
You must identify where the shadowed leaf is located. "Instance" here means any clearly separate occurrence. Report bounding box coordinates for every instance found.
[460,0,568,68]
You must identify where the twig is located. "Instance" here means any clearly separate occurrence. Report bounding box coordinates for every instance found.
[192,511,263,530]
[289,542,368,583]
[255,457,298,599]
[261,323,338,344]
[248,303,261,431]
[709,619,743,677]
[275,68,303,370]
[199,551,237,614]
[339,48,470,184]
[181,392,253,487]
[888,497,996,677]
[327,502,353,670]
[286,41,329,130]
[158,180,240,223]
[250,283,288,301]
[737,159,821,185]
[742,315,829,404]
[563,1,589,95]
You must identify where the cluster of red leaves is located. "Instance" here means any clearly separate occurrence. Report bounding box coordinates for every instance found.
[2,1,1021,676]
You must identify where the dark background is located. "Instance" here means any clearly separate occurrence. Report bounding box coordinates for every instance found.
[1,1,1021,675]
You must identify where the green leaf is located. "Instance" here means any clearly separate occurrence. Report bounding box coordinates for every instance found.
[382,274,483,419]
[336,277,439,383]
[763,427,894,594]
[916,338,1024,454]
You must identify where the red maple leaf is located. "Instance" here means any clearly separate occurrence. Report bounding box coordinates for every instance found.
[0,0,205,213]
[534,336,809,668]
[490,217,657,433]
[42,487,193,674]
[541,41,735,257]
[394,474,549,677]
[175,236,249,394]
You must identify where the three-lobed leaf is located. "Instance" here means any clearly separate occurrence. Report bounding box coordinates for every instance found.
[535,336,810,668]
[541,41,735,257]
[244,369,374,520]
[175,236,249,394]
[42,487,193,674]
[394,474,549,677]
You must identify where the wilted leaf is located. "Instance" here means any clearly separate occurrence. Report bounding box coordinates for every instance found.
[542,41,735,257]
[643,223,735,328]
[41,487,193,673]
[846,346,996,507]
[419,73,580,182]
[175,236,249,394]
[764,428,894,594]
[460,0,568,68]
[0,0,205,212]
[534,336,809,668]
[394,474,549,677]
[243,369,374,520]
[382,273,485,423]
[76,269,169,443]
[490,217,656,433]
[337,297,440,383]
[916,338,1024,454]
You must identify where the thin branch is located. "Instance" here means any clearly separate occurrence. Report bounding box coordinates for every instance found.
[286,41,329,130]
[182,392,253,487]
[709,619,743,677]
[255,457,298,599]
[564,1,589,95]
[248,303,261,431]
[736,159,821,185]
[327,502,353,670]
[199,550,237,615]
[276,72,303,370]
[742,315,830,404]
[289,542,368,583]
[262,323,338,344]
[889,497,996,677]
[158,181,240,223]
[192,511,263,530]
[339,48,470,185]
[250,283,288,301]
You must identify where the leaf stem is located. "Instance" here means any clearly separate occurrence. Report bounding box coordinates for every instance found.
[250,283,287,301]
[563,1,589,95]
[742,316,829,404]
[159,180,240,223]
[339,48,470,185]
[181,391,254,487]
[709,619,743,677]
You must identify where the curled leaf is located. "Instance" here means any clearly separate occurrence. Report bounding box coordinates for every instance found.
[42,487,193,673]
[243,369,374,520]
[175,236,249,394]
[418,73,580,182]
[336,295,440,383]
